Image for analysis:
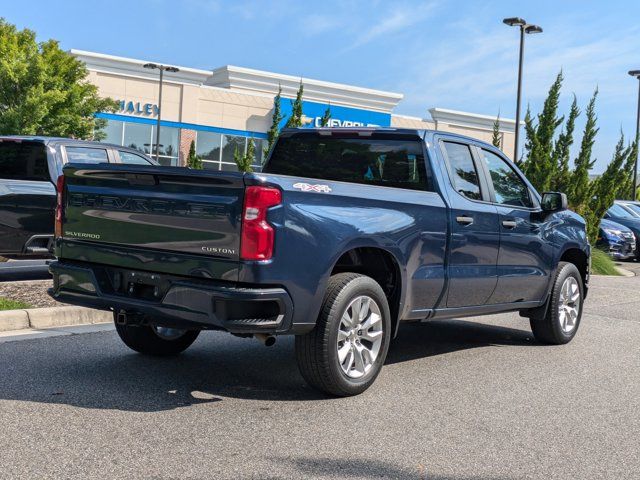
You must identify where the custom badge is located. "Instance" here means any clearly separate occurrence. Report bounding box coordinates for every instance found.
[292,182,332,193]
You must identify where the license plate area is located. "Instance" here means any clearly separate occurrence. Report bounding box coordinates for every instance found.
[103,268,170,301]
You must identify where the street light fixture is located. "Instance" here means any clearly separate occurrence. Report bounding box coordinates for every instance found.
[143,63,180,161]
[503,17,543,161]
[629,70,640,200]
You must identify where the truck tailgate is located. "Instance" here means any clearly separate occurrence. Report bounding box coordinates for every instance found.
[60,163,245,278]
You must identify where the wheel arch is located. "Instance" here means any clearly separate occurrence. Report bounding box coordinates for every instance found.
[558,246,590,289]
[328,244,405,338]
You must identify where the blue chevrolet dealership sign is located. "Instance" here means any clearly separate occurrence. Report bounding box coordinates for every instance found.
[280,99,391,128]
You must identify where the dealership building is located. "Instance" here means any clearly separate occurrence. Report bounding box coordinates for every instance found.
[73,50,517,169]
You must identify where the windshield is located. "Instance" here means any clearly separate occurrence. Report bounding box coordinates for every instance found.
[0,141,50,181]
[620,203,640,217]
[608,204,639,219]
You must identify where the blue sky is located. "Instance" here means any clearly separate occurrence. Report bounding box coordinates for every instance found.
[2,0,640,172]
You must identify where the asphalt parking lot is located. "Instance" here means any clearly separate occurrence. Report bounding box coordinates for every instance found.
[1,266,639,479]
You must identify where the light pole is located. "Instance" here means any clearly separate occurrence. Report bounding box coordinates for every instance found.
[503,17,542,162]
[629,70,640,200]
[143,63,179,161]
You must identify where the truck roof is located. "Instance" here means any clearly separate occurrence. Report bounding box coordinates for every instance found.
[279,127,498,152]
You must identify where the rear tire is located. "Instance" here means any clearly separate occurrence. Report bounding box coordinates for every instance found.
[295,273,391,396]
[114,314,200,356]
[530,262,584,345]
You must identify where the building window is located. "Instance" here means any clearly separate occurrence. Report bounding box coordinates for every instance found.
[123,122,153,155]
[152,125,180,166]
[102,120,124,145]
[196,131,222,170]
[101,119,179,166]
[100,119,264,170]
[252,138,265,170]
[221,135,246,171]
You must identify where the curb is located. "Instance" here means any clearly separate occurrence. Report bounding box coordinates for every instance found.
[614,266,636,277]
[0,306,111,333]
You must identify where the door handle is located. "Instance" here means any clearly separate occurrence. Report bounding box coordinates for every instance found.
[456,215,474,226]
[502,220,517,229]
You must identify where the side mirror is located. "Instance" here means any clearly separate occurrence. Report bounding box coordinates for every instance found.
[541,192,568,212]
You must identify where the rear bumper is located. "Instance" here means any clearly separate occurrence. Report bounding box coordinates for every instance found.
[49,261,294,334]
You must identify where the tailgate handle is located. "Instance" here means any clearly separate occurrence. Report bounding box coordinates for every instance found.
[125,173,157,186]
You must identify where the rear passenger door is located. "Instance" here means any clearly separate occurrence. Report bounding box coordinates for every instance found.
[476,147,553,304]
[439,140,500,308]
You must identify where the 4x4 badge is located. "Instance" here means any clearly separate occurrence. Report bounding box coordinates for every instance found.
[293,182,332,193]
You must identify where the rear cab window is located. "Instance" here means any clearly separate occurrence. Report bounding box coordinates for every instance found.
[264,132,432,191]
[65,146,109,164]
[0,140,50,181]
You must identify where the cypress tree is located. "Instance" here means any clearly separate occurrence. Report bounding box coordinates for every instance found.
[234,139,255,173]
[521,72,564,192]
[491,113,501,149]
[264,85,283,157]
[518,107,536,169]
[186,140,202,169]
[285,80,304,128]
[320,104,332,127]
[550,95,579,193]
[568,89,599,216]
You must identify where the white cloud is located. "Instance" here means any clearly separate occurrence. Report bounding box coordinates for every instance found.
[298,1,437,49]
[349,4,437,49]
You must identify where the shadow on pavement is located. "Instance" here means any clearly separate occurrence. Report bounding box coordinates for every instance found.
[387,319,536,365]
[0,319,535,412]
[267,456,499,480]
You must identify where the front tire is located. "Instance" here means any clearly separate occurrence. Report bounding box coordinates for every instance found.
[530,262,584,345]
[114,314,200,356]
[295,273,391,396]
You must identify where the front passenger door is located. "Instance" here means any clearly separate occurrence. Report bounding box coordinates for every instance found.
[478,148,553,304]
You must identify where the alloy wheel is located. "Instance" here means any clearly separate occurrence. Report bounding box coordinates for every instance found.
[337,295,384,379]
[558,276,580,333]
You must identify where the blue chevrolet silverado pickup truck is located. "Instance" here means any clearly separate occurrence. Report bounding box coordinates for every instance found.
[49,128,590,396]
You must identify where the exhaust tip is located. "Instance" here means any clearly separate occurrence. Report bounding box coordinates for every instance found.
[255,333,276,347]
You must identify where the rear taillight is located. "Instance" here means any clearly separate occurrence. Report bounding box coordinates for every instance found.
[240,186,282,261]
[54,175,65,238]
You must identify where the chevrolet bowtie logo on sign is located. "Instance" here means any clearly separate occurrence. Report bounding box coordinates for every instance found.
[292,183,332,193]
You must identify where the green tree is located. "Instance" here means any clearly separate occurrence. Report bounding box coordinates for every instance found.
[550,95,580,193]
[491,113,501,149]
[264,85,283,157]
[0,19,118,139]
[520,72,564,191]
[568,89,599,216]
[285,80,304,128]
[234,138,255,173]
[320,104,331,127]
[186,140,202,169]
